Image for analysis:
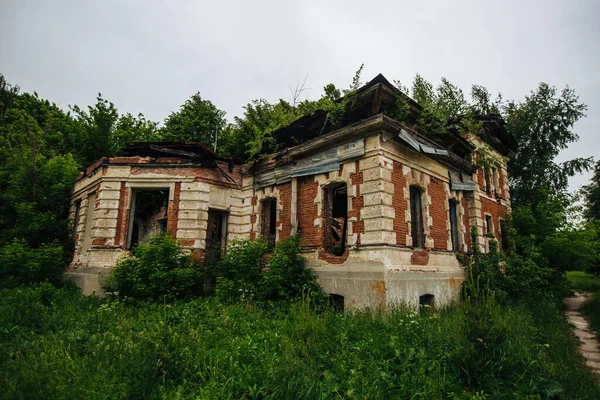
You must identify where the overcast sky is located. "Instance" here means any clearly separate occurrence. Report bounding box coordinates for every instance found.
[1,0,598,191]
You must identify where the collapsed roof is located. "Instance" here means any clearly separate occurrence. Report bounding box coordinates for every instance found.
[249,74,517,191]
[119,142,225,165]
[271,73,517,160]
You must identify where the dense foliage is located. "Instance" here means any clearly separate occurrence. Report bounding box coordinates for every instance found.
[214,235,322,304]
[102,235,206,300]
[583,161,600,222]
[102,234,322,305]
[0,239,65,288]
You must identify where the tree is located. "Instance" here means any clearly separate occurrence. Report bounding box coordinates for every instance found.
[0,76,79,248]
[583,160,600,222]
[159,93,226,147]
[219,99,295,161]
[71,94,119,165]
[505,83,591,206]
[112,112,159,152]
[70,94,160,166]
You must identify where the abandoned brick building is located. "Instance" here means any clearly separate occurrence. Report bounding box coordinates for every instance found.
[67,74,516,309]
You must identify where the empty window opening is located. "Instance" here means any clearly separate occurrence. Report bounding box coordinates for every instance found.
[323,183,348,256]
[419,294,435,312]
[492,168,499,196]
[206,209,228,257]
[449,200,459,252]
[328,294,345,312]
[410,186,424,248]
[485,215,493,237]
[128,189,169,249]
[261,198,277,250]
[484,169,492,195]
[500,219,509,252]
[81,192,97,253]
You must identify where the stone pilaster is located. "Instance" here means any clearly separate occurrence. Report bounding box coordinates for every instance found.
[177,181,210,249]
[359,154,396,245]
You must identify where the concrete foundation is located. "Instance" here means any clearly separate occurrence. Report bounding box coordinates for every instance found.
[307,246,464,310]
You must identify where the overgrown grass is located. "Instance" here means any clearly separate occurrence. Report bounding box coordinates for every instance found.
[1,284,598,399]
[566,271,600,293]
[572,270,600,339]
[582,293,600,340]
[566,271,600,338]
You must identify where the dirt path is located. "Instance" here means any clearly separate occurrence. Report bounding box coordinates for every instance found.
[563,292,600,377]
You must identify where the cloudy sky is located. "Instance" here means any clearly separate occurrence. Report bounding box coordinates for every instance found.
[1,0,598,191]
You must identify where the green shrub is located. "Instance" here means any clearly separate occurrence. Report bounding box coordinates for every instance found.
[102,234,204,300]
[0,239,66,288]
[462,227,560,304]
[259,235,321,302]
[214,235,322,304]
[213,238,268,303]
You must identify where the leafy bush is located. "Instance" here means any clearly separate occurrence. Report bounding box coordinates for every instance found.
[102,234,204,300]
[462,227,560,304]
[213,238,268,303]
[260,235,322,301]
[0,239,66,288]
[214,235,322,304]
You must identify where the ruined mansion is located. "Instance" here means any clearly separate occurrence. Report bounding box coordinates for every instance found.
[66,74,516,310]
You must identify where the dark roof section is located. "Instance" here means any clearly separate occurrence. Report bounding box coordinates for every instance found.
[273,73,516,159]
[476,114,518,157]
[119,142,236,182]
[120,141,222,162]
[273,73,473,158]
[273,110,329,148]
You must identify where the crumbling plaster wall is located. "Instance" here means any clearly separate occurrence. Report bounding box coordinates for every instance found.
[67,160,252,294]
[305,133,466,309]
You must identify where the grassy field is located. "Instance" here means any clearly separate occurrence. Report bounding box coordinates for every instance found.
[1,284,599,399]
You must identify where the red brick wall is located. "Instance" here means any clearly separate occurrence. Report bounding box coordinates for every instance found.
[392,162,408,246]
[278,183,292,240]
[477,169,485,192]
[461,196,471,251]
[428,177,448,250]
[166,182,181,237]
[480,196,506,239]
[318,248,350,264]
[114,182,129,248]
[350,163,364,242]
[297,176,320,248]
[411,249,430,265]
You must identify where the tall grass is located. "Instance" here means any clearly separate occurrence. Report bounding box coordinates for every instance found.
[566,271,600,293]
[0,284,598,399]
[566,271,600,339]
[582,293,600,340]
